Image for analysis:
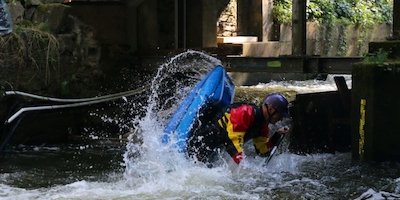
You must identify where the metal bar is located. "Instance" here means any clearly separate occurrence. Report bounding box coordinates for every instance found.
[4,86,148,103]
[5,87,147,124]
[222,56,362,74]
[334,76,351,113]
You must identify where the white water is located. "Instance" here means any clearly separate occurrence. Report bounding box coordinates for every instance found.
[1,51,400,200]
[241,74,352,94]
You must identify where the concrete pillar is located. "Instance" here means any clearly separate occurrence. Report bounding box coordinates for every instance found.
[394,0,400,39]
[186,0,217,48]
[137,0,158,50]
[128,0,176,51]
[291,0,306,55]
[202,0,217,47]
[262,0,276,41]
[237,0,262,41]
[352,63,400,162]
[262,0,281,41]
[157,0,175,49]
[126,2,139,53]
[174,0,186,49]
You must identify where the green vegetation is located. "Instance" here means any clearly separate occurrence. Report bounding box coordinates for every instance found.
[363,48,389,66]
[272,0,292,24]
[0,21,60,87]
[273,0,393,27]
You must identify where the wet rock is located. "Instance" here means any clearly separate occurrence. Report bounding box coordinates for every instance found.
[24,7,35,20]
[8,1,24,24]
[57,33,75,52]
[33,3,70,33]
[24,0,42,7]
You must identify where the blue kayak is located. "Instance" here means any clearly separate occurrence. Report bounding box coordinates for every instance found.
[162,65,235,152]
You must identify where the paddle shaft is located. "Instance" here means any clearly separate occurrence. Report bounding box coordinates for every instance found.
[265,133,285,164]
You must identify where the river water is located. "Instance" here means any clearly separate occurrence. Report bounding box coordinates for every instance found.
[1,51,400,200]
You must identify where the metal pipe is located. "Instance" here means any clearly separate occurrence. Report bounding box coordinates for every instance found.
[5,86,148,124]
[3,86,148,103]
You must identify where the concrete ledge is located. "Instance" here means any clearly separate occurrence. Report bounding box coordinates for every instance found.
[228,72,315,86]
[217,36,258,44]
[242,41,292,57]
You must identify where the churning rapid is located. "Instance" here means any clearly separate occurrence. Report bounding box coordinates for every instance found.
[1,50,400,200]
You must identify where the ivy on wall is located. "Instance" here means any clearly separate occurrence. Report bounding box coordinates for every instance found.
[272,0,292,24]
[273,0,393,56]
[273,0,393,27]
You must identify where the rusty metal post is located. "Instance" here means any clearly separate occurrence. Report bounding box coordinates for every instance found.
[292,0,306,55]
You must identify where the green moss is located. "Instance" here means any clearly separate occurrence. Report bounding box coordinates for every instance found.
[363,49,389,66]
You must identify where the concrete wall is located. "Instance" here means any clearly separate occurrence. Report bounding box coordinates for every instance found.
[243,22,393,57]
[237,0,262,40]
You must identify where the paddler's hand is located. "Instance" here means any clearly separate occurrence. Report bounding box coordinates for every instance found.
[232,152,243,164]
[276,127,289,135]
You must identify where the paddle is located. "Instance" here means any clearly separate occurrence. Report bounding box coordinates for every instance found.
[265,132,286,165]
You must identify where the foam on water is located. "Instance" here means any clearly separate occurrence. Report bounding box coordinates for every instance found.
[244,74,352,94]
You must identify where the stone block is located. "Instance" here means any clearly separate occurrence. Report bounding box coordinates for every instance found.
[8,1,24,24]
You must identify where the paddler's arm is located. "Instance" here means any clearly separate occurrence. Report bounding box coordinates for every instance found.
[221,104,256,164]
[253,125,289,157]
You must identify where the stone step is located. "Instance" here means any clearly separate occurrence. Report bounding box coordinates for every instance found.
[217,36,258,44]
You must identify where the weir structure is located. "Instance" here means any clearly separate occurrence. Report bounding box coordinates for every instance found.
[0,0,399,162]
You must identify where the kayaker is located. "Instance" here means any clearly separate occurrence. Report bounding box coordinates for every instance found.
[187,93,290,165]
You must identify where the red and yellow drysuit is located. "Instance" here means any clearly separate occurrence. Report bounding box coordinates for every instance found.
[216,103,277,164]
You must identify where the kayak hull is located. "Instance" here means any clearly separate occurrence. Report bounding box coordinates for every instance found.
[162,65,235,152]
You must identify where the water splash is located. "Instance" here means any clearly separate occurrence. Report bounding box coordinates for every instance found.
[122,50,222,184]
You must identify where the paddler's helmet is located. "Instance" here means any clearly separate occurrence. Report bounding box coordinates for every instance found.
[263,93,289,118]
